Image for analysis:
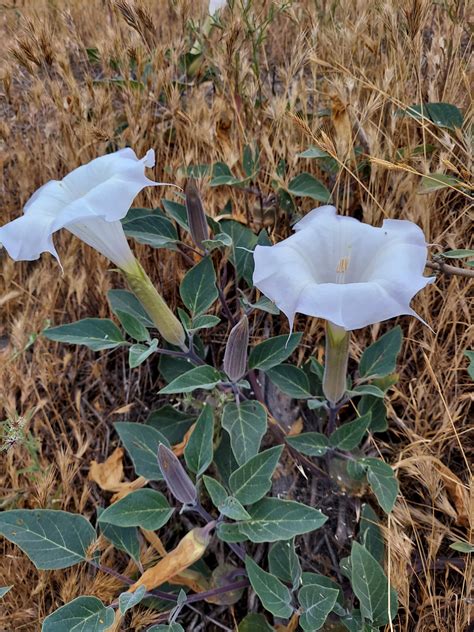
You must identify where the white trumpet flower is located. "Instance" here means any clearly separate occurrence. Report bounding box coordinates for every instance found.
[253,205,434,332]
[0,148,159,272]
[209,0,227,15]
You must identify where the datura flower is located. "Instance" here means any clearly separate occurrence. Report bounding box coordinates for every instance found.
[209,0,227,15]
[253,205,433,332]
[253,205,434,405]
[0,148,186,350]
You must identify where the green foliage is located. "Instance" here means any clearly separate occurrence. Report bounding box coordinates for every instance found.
[115,309,150,341]
[128,339,158,367]
[286,432,329,457]
[400,102,463,130]
[245,556,293,618]
[229,446,283,505]
[298,581,339,631]
[265,364,312,398]
[248,333,303,371]
[268,539,302,589]
[220,219,258,285]
[118,585,147,614]
[350,542,398,626]
[221,400,267,466]
[108,289,153,326]
[98,489,174,530]
[180,257,218,315]
[464,350,474,380]
[238,614,274,631]
[184,404,214,476]
[159,365,222,394]
[146,405,195,444]
[43,318,125,351]
[418,173,461,193]
[359,327,402,379]
[0,510,95,570]
[329,413,371,450]
[122,208,178,249]
[42,596,114,632]
[0,586,13,598]
[360,504,384,564]
[361,458,399,513]
[358,396,388,433]
[148,625,185,632]
[287,172,332,202]
[115,422,168,480]
[449,541,474,553]
[219,498,327,543]
[98,519,140,565]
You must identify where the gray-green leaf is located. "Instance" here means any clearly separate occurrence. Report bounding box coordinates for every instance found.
[98,489,173,530]
[42,596,114,632]
[329,413,371,450]
[286,432,329,457]
[268,539,302,590]
[115,422,169,480]
[0,510,95,570]
[180,257,218,316]
[229,446,283,505]
[265,364,311,398]
[119,585,147,614]
[359,327,402,379]
[44,318,125,351]
[221,401,267,466]
[184,404,214,476]
[298,583,339,631]
[288,172,331,202]
[249,334,302,371]
[159,365,221,394]
[245,556,293,618]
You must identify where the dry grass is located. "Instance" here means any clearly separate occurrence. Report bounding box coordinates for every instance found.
[0,0,472,630]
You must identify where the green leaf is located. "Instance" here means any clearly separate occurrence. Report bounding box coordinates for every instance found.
[147,625,185,632]
[180,257,218,316]
[0,510,95,570]
[128,339,158,368]
[287,172,331,202]
[329,413,371,450]
[265,364,311,398]
[221,498,327,543]
[220,220,258,285]
[359,327,402,379]
[241,295,280,315]
[268,539,302,589]
[347,385,385,398]
[219,496,251,520]
[298,583,339,631]
[122,208,178,248]
[43,318,125,351]
[286,432,329,457]
[98,489,173,530]
[464,350,474,380]
[0,586,13,598]
[189,314,221,331]
[210,162,241,186]
[201,233,233,251]
[159,365,221,394]
[238,613,275,631]
[441,249,474,259]
[243,144,259,177]
[401,102,463,130]
[108,289,153,326]
[42,596,115,632]
[245,557,293,618]
[297,147,330,159]
[358,396,388,433]
[115,310,150,341]
[99,520,140,564]
[115,422,169,480]
[146,405,195,444]
[449,541,474,553]
[119,585,147,614]
[222,401,267,466]
[162,199,189,231]
[360,504,384,564]
[350,542,398,626]
[203,475,228,508]
[214,432,238,487]
[184,404,214,476]
[418,173,461,193]
[249,333,303,371]
[229,446,283,505]
[364,462,399,514]
[362,458,399,513]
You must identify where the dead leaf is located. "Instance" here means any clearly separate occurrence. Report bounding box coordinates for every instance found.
[141,529,167,557]
[288,418,303,436]
[111,476,147,502]
[172,422,196,457]
[275,613,300,631]
[129,525,213,592]
[88,448,124,491]
[168,568,210,593]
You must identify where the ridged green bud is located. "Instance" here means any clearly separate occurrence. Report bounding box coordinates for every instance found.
[185,179,209,250]
[223,315,249,383]
[322,321,350,406]
[123,259,186,350]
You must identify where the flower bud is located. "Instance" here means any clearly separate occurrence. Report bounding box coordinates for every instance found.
[223,315,249,383]
[185,179,209,250]
[157,443,197,506]
[123,259,186,350]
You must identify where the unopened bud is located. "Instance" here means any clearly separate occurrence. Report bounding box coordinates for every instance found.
[157,443,197,506]
[123,259,186,350]
[223,315,249,383]
[185,179,209,250]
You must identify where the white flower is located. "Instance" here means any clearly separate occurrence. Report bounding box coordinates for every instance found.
[209,0,227,15]
[0,148,160,271]
[253,205,434,331]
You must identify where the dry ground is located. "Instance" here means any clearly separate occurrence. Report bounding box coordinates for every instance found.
[0,0,472,630]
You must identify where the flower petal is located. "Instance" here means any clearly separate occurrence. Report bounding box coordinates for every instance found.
[0,213,59,262]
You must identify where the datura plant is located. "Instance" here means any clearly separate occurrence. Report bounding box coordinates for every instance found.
[0,147,435,631]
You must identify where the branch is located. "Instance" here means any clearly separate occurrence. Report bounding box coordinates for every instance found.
[426,260,474,278]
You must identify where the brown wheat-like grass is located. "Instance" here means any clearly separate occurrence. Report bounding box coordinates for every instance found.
[0,1,472,630]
